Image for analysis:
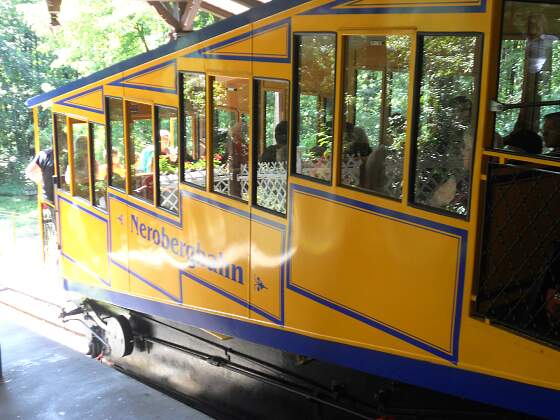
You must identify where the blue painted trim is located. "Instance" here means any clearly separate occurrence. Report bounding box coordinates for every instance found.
[181,189,285,323]
[286,184,467,362]
[301,0,487,15]
[56,86,105,115]
[108,60,177,94]
[26,0,310,107]
[62,253,110,287]
[182,190,285,230]
[111,258,182,303]
[181,271,280,323]
[58,194,108,223]
[186,19,291,63]
[106,189,285,320]
[62,280,560,420]
[109,192,182,227]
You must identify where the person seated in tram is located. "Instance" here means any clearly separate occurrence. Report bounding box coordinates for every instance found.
[64,136,98,186]
[364,113,405,193]
[262,121,288,163]
[428,97,475,210]
[542,112,560,157]
[502,129,543,155]
[343,121,371,158]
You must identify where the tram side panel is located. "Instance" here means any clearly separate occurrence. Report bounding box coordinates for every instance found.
[58,194,111,289]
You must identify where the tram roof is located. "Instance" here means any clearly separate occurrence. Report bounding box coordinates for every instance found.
[26,0,310,108]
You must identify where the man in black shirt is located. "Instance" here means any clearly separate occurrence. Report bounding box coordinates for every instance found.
[25,148,55,203]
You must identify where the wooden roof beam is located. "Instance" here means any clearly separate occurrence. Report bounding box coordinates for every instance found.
[200,2,234,19]
[148,1,182,32]
[230,0,264,8]
[180,0,202,32]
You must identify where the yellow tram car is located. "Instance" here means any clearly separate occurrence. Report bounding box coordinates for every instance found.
[26,0,560,417]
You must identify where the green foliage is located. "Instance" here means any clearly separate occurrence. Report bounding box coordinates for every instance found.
[0,0,76,188]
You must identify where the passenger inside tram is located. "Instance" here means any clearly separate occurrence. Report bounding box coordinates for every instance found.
[262,121,288,163]
[542,112,560,156]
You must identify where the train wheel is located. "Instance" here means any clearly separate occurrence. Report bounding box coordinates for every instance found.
[105,315,133,358]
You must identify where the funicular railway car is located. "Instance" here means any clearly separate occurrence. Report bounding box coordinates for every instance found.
[26,0,560,418]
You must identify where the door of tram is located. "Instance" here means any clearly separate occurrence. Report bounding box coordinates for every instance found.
[475,0,560,347]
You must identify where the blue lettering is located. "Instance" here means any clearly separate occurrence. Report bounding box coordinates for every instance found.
[231,264,243,284]
[131,214,139,234]
[152,229,160,245]
[171,238,179,255]
[161,227,170,249]
[139,223,147,239]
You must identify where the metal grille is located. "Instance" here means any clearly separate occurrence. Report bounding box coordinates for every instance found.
[475,162,560,347]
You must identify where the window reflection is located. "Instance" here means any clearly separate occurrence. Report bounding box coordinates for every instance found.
[255,79,289,214]
[340,35,410,199]
[70,120,90,201]
[157,107,179,213]
[92,124,107,209]
[211,76,250,201]
[295,33,336,182]
[127,101,154,203]
[54,114,69,191]
[182,72,207,188]
[107,97,125,190]
[413,35,481,216]
[496,1,560,158]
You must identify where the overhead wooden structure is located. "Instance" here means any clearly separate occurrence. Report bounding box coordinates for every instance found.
[46,0,269,34]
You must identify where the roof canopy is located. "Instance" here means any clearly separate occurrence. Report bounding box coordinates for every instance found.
[46,0,271,32]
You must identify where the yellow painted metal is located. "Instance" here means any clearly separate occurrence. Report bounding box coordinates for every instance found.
[42,0,560,395]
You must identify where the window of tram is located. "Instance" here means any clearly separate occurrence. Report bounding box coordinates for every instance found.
[107,97,125,190]
[54,114,69,191]
[340,35,410,199]
[127,101,154,203]
[181,72,207,188]
[70,120,90,201]
[92,124,107,209]
[156,106,179,213]
[495,1,560,158]
[294,33,336,182]
[211,76,250,201]
[254,79,289,214]
[412,34,481,216]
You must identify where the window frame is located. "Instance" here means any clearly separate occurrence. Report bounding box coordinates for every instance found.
[52,112,69,192]
[68,117,91,203]
[209,74,252,204]
[90,122,108,212]
[125,99,155,205]
[105,96,126,193]
[252,77,291,217]
[408,32,484,220]
[291,31,338,187]
[336,31,414,202]
[155,104,180,215]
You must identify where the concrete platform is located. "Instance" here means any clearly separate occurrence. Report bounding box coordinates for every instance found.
[0,306,213,420]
